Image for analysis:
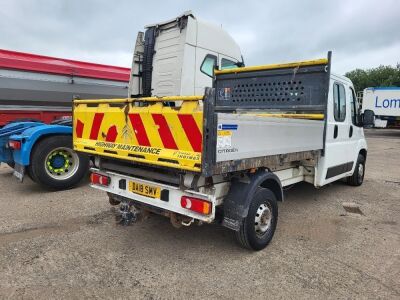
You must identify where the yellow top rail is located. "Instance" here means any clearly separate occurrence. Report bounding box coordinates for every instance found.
[214,58,328,75]
[74,95,204,104]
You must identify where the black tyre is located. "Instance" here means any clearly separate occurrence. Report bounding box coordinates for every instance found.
[235,188,278,251]
[347,154,365,186]
[26,165,36,182]
[29,136,89,190]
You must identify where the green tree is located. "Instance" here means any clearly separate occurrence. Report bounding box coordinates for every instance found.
[345,64,400,93]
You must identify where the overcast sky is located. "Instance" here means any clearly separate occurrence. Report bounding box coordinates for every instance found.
[1,0,399,74]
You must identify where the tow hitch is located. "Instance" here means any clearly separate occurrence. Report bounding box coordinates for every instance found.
[117,202,140,226]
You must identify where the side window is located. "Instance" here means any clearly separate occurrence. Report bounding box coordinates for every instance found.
[200,54,217,77]
[350,87,360,126]
[221,58,237,70]
[333,82,346,122]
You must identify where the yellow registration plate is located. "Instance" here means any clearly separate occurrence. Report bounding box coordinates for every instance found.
[129,181,161,198]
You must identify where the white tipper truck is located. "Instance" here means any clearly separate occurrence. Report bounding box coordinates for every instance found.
[361,87,400,128]
[73,13,374,250]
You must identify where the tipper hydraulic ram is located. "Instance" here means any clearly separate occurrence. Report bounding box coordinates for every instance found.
[73,52,372,250]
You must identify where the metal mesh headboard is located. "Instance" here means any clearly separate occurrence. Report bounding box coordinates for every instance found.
[214,53,331,112]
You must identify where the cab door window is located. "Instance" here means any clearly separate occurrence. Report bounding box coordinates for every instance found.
[333,83,346,122]
[200,54,217,77]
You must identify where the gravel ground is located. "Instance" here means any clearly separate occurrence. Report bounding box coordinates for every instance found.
[0,129,399,299]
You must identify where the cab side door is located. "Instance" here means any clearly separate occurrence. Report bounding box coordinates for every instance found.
[315,78,355,186]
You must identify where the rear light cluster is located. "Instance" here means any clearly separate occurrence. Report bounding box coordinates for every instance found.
[8,140,21,150]
[90,173,110,186]
[180,196,211,215]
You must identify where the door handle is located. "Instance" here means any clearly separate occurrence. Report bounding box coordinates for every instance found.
[334,125,338,139]
[349,125,353,138]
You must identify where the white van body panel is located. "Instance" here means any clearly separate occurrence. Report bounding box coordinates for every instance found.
[362,87,400,117]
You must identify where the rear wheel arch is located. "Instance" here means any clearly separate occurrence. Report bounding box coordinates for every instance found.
[222,169,283,231]
[29,133,71,164]
[260,177,283,202]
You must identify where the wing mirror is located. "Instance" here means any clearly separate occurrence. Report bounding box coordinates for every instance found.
[235,61,245,67]
[362,109,375,127]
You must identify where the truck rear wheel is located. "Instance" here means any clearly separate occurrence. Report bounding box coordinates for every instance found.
[26,165,35,182]
[347,154,365,186]
[235,187,278,251]
[29,136,89,190]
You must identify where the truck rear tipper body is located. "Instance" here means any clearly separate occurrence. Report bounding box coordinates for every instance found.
[73,52,371,250]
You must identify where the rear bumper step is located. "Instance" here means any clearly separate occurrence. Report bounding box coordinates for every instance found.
[90,168,216,223]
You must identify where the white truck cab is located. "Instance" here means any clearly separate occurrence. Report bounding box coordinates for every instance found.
[128,11,243,97]
[316,73,367,186]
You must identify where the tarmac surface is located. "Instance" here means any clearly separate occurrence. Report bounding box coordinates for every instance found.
[0,129,399,299]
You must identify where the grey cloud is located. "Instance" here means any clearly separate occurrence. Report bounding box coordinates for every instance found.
[0,0,399,74]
